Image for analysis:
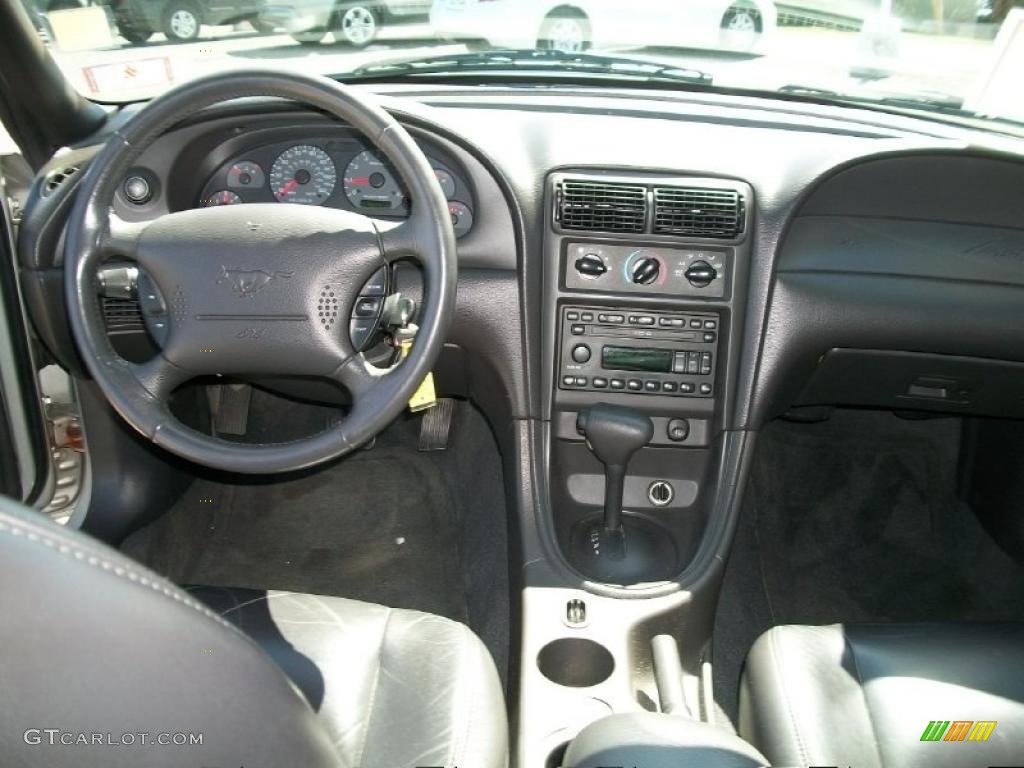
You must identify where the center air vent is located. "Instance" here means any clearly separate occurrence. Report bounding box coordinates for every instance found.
[557,180,647,234]
[653,186,745,239]
[101,297,144,333]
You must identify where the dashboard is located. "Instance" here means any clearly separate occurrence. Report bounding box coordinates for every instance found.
[15,85,1024,430]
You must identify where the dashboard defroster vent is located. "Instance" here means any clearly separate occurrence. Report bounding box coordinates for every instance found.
[557,180,647,234]
[653,186,745,239]
[102,297,144,332]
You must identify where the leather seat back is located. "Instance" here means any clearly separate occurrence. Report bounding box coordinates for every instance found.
[0,495,339,767]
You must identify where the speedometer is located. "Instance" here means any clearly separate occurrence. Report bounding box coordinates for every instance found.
[343,150,404,212]
[270,145,336,205]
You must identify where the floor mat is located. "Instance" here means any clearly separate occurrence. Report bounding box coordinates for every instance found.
[714,410,1024,725]
[122,438,467,623]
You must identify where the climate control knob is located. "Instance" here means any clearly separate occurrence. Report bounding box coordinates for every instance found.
[630,257,661,286]
[575,253,608,278]
[684,260,716,288]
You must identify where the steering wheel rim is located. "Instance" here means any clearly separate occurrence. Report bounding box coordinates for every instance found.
[64,70,457,474]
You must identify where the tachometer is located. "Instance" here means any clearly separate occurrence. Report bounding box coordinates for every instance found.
[343,150,404,212]
[270,145,336,205]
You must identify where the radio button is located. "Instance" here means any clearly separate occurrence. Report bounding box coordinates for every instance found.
[700,383,713,395]
[687,352,701,374]
[581,312,594,322]
[659,317,685,327]
[673,353,687,373]
[689,319,702,329]
[627,379,643,391]
[562,375,575,387]
[680,382,696,394]
[662,381,678,393]
[701,352,712,375]
[576,377,588,386]
[644,380,659,392]
[570,324,585,335]
[598,313,624,324]
[571,344,592,363]
[703,331,717,343]
[628,315,655,326]
[610,379,625,390]
[592,377,608,388]
[566,311,579,321]
[704,319,717,329]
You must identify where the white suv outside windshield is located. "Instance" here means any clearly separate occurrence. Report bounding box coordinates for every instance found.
[23,0,1024,126]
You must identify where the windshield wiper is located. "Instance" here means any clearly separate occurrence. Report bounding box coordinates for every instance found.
[346,48,712,86]
[778,84,968,116]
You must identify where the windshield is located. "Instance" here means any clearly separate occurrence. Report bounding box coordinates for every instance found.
[23,0,1024,126]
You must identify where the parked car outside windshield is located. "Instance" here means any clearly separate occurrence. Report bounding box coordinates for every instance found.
[24,0,1024,129]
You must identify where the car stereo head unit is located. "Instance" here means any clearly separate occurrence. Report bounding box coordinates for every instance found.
[558,305,719,398]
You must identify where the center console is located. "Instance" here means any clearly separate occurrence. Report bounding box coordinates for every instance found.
[542,172,750,584]
[519,170,753,767]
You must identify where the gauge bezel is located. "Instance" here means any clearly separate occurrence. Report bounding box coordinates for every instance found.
[195,133,475,237]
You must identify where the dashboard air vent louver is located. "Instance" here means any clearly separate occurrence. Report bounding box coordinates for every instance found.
[43,166,80,197]
[102,297,144,332]
[557,180,647,234]
[653,186,745,239]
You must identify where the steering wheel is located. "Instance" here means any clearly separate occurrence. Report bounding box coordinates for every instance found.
[64,71,457,474]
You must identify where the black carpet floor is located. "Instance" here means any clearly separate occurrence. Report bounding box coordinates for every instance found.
[122,396,510,681]
[713,409,1024,726]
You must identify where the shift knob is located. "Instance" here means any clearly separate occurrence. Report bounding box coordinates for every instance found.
[577,404,653,467]
[577,404,653,535]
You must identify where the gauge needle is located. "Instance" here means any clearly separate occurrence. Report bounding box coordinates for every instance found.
[348,177,369,186]
[277,178,299,198]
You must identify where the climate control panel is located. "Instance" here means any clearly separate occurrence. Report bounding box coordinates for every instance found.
[558,305,720,399]
[564,241,727,298]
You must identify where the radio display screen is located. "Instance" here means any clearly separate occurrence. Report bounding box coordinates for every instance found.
[601,346,673,373]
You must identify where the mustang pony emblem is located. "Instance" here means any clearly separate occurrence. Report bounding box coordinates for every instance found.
[218,266,294,298]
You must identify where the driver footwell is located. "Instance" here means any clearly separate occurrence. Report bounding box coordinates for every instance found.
[121,398,509,682]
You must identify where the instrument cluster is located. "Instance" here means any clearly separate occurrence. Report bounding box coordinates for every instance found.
[196,136,475,238]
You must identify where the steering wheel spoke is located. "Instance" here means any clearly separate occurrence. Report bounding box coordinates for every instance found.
[333,352,386,400]
[102,214,149,260]
[128,354,192,400]
[377,218,421,264]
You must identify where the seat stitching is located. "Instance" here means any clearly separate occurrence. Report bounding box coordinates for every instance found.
[769,628,809,765]
[845,631,885,768]
[355,606,391,768]
[0,517,240,635]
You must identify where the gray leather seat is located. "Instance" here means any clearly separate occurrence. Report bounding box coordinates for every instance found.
[0,495,507,768]
[740,623,1024,768]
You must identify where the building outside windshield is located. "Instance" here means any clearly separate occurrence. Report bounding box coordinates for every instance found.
[17,0,1024,127]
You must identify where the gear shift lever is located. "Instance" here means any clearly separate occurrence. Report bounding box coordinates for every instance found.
[571,404,677,583]
[577,404,653,536]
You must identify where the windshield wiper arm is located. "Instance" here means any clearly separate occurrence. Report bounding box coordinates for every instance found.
[348,48,712,86]
[778,84,967,116]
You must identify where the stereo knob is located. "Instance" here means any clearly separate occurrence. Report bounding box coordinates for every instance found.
[575,253,608,278]
[571,344,591,363]
[685,261,716,288]
[631,257,661,285]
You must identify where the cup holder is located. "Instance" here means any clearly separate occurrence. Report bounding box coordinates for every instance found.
[537,638,614,688]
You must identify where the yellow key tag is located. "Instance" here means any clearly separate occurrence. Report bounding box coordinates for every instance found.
[400,337,437,413]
